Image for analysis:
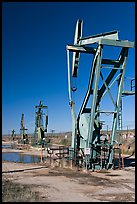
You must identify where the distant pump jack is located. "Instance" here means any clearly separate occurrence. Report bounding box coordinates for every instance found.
[20,113,29,144]
[34,100,48,146]
[11,129,16,141]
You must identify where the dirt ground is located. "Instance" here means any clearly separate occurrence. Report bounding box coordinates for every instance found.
[2,141,135,202]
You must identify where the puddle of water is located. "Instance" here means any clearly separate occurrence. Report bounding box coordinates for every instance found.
[2,145,11,149]
[2,152,46,163]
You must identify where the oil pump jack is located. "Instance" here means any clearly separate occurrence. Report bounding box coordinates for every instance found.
[66,19,134,170]
[34,100,48,147]
[20,113,28,144]
[11,129,16,141]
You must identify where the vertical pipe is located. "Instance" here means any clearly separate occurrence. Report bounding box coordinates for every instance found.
[104,145,106,169]
[67,50,77,150]
[127,126,128,139]
[67,50,72,102]
[118,145,121,169]
[101,146,102,169]
[67,49,77,165]
[131,79,132,91]
[113,147,115,169]
[122,144,124,169]
[40,145,43,163]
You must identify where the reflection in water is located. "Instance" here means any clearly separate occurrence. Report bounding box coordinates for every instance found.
[19,154,24,163]
[2,152,46,163]
[31,155,35,163]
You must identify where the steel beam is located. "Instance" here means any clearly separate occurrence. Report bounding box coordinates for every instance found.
[99,39,134,48]
[79,31,118,45]
[87,44,103,148]
[66,45,96,54]
[72,19,83,77]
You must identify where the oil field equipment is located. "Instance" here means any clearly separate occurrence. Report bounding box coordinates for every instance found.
[66,19,134,170]
[34,100,48,146]
[20,113,29,144]
[11,129,16,141]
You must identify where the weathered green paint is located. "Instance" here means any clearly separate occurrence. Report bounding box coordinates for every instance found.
[66,19,134,170]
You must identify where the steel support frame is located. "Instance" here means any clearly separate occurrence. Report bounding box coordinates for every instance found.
[67,45,133,170]
[66,20,134,170]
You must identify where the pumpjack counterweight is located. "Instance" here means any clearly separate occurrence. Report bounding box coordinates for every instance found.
[66,19,134,170]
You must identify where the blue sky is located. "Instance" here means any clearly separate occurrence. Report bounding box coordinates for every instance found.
[2,2,135,134]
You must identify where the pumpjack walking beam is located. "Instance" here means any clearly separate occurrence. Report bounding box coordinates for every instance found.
[66,19,134,170]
